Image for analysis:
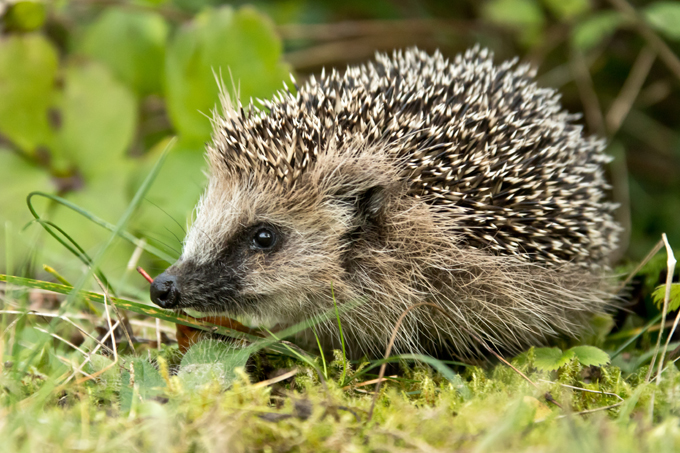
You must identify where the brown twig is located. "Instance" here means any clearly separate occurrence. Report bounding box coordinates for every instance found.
[538,44,608,89]
[343,375,398,391]
[137,267,153,284]
[607,0,680,81]
[624,109,680,159]
[284,35,438,71]
[280,19,516,71]
[277,19,497,42]
[250,368,299,389]
[570,48,605,136]
[608,144,631,262]
[606,46,656,135]
[636,79,673,107]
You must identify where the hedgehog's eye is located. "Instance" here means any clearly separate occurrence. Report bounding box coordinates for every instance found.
[252,227,276,250]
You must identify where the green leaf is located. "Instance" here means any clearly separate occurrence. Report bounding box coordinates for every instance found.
[80,8,169,96]
[120,358,166,412]
[0,150,53,272]
[165,5,291,143]
[178,340,251,390]
[482,0,545,28]
[53,61,137,177]
[47,160,138,279]
[3,1,47,32]
[0,34,58,152]
[572,11,624,51]
[533,347,575,371]
[542,0,590,21]
[569,346,610,367]
[652,283,680,312]
[172,0,221,13]
[26,191,175,265]
[128,138,207,258]
[482,0,545,47]
[645,2,680,41]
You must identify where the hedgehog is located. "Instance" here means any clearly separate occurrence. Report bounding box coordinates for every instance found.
[149,47,620,359]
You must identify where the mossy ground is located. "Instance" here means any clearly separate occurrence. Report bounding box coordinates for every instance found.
[2,310,680,453]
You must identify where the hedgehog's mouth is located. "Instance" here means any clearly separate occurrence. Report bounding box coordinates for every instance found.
[171,293,259,316]
[168,291,302,330]
[149,263,247,314]
[179,305,282,331]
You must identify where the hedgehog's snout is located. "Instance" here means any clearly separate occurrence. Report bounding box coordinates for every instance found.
[150,272,180,309]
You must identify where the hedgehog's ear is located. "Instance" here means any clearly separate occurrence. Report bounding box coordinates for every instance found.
[356,186,388,221]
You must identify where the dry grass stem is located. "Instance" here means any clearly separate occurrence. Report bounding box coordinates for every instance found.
[250,368,299,389]
[653,234,677,384]
[538,379,624,402]
[94,274,135,353]
[343,375,398,390]
[0,310,115,355]
[607,0,680,81]
[56,355,92,378]
[537,380,624,420]
[606,46,656,135]
[75,286,119,385]
[34,327,87,356]
[570,48,605,135]
[616,239,664,295]
[156,318,162,351]
[644,234,674,383]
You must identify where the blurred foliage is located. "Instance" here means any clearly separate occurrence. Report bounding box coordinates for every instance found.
[0,0,679,299]
[0,1,292,293]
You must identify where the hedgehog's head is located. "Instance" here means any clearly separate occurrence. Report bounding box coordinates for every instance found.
[149,130,405,323]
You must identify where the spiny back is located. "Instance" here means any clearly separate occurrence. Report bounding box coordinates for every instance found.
[209,46,619,268]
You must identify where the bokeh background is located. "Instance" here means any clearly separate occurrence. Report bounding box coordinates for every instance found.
[1,0,679,299]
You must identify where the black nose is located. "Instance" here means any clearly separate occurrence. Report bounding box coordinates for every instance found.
[150,273,180,309]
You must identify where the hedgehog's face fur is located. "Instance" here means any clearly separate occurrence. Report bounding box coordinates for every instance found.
[155,143,402,324]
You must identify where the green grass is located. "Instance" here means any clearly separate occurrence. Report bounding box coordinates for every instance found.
[1,134,679,452]
[3,266,680,451]
[1,319,680,452]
